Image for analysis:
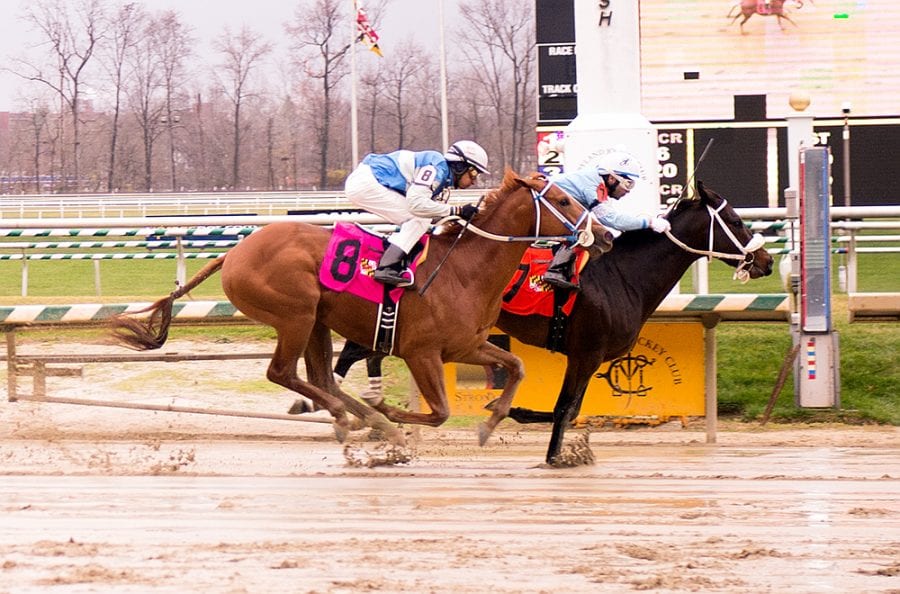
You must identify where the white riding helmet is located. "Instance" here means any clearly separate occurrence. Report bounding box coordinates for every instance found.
[598,151,641,180]
[445,140,489,174]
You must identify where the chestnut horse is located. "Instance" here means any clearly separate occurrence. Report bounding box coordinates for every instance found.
[109,170,612,446]
[728,0,803,33]
[323,183,774,464]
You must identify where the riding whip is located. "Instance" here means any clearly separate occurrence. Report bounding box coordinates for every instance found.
[676,138,715,202]
[418,194,486,296]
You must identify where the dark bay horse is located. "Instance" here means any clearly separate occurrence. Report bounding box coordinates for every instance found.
[109,170,612,446]
[322,182,774,464]
[493,182,773,463]
[728,0,803,33]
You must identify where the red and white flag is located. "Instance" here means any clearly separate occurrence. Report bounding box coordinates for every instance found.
[356,4,383,57]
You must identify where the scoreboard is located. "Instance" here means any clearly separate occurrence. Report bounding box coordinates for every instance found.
[534,0,900,206]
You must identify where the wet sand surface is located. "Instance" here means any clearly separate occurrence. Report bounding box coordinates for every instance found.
[2,338,898,592]
[1,396,898,594]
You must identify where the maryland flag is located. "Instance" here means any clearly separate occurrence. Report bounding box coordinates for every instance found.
[356,4,383,57]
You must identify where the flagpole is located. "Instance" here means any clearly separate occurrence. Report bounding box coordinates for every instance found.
[350,0,360,166]
[439,0,449,152]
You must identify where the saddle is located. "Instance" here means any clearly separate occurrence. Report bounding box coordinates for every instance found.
[501,245,585,352]
[318,222,426,354]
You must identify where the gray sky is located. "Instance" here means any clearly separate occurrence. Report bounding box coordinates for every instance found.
[0,0,461,112]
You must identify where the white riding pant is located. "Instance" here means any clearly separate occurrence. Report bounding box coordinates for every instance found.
[345,164,431,254]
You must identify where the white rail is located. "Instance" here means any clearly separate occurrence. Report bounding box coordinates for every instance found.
[0,190,485,219]
[0,206,896,297]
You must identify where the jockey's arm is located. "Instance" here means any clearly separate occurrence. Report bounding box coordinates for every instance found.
[590,201,651,232]
[406,165,454,219]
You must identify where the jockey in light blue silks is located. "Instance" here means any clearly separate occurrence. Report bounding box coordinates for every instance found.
[543,151,672,290]
[344,140,489,287]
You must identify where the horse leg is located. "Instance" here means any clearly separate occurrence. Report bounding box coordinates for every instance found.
[777,13,798,30]
[264,327,356,441]
[499,406,554,424]
[546,381,590,466]
[361,352,387,405]
[370,353,450,427]
[287,339,380,414]
[301,323,405,444]
[533,354,602,465]
[451,342,525,446]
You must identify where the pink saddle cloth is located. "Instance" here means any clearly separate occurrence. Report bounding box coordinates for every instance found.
[318,222,424,304]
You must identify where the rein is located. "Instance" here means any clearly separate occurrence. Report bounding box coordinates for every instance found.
[662,198,765,283]
[461,179,595,247]
[420,177,593,295]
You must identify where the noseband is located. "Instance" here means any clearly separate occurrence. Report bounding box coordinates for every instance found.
[662,198,765,283]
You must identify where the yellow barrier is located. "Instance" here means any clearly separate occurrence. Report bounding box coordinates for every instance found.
[433,322,706,418]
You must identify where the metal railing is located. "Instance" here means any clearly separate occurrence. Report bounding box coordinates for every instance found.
[1,204,896,297]
[0,189,485,219]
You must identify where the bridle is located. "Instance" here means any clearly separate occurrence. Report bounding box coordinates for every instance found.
[460,178,596,247]
[661,197,766,283]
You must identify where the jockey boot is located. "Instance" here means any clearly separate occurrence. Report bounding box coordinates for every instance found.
[542,245,579,291]
[373,244,413,287]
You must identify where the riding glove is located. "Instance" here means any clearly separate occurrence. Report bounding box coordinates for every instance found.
[649,216,671,234]
[452,204,479,221]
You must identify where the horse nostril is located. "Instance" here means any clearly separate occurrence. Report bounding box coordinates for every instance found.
[604,231,614,243]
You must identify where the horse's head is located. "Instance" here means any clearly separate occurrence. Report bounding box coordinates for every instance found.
[468,169,613,254]
[665,181,773,281]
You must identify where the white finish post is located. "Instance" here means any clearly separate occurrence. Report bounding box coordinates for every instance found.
[786,114,815,194]
[564,0,659,213]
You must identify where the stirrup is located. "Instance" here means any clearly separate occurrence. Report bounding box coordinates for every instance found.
[543,271,579,291]
[373,267,414,288]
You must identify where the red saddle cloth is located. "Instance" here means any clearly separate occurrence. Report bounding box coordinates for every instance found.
[318,222,425,304]
[500,245,583,317]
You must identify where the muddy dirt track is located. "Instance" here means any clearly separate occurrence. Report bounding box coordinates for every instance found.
[2,389,899,594]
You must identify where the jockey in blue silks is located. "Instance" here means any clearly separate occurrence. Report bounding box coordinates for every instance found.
[543,151,672,290]
[344,140,489,287]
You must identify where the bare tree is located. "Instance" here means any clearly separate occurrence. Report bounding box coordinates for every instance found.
[28,104,52,193]
[103,2,144,192]
[127,16,167,191]
[382,38,427,149]
[458,0,536,171]
[358,63,383,154]
[285,0,351,189]
[154,11,193,191]
[213,26,272,189]
[14,0,107,191]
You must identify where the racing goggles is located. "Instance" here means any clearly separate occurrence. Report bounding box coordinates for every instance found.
[608,172,636,192]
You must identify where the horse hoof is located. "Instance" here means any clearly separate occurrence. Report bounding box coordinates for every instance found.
[477,422,493,446]
[287,398,316,415]
[386,428,406,447]
[332,420,350,443]
[483,398,498,412]
[367,415,405,446]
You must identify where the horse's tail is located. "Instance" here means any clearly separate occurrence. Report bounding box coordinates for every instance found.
[109,255,226,351]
